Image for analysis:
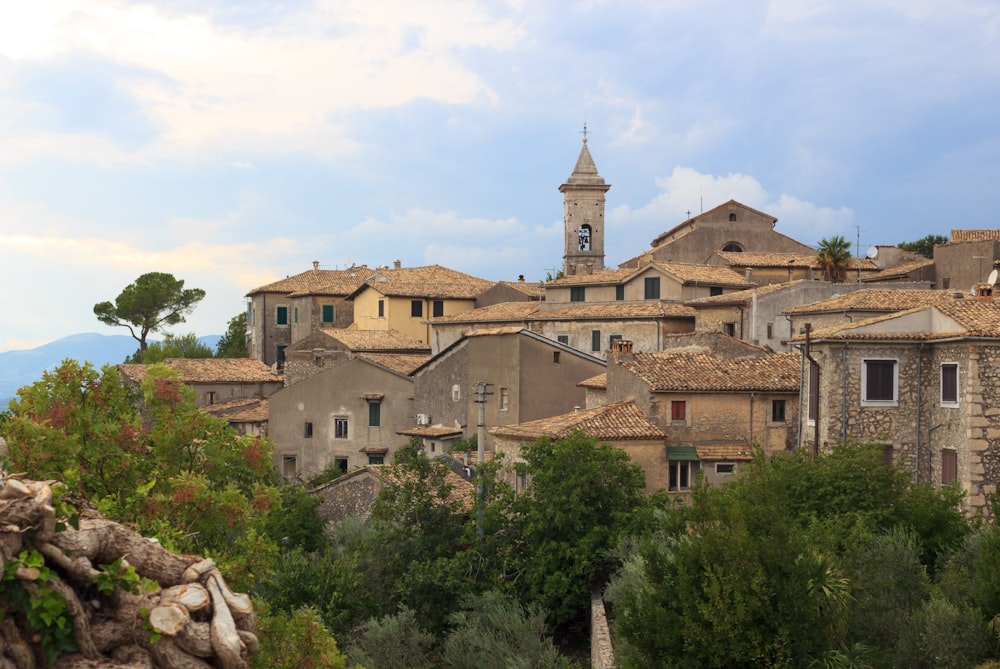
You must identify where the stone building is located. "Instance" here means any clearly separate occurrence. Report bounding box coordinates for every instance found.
[619,200,816,268]
[119,358,283,408]
[268,352,428,480]
[283,328,429,386]
[489,401,667,493]
[933,231,1000,293]
[795,295,1000,515]
[246,262,376,367]
[605,343,800,493]
[784,288,957,338]
[410,327,606,450]
[706,251,880,284]
[544,262,753,305]
[560,136,610,276]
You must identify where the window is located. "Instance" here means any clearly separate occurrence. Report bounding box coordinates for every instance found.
[304,422,313,438]
[557,335,569,345]
[571,287,586,302]
[941,363,959,406]
[615,285,625,301]
[368,455,384,465]
[499,387,510,411]
[276,306,289,326]
[282,456,297,478]
[578,224,592,251]
[334,418,348,439]
[334,457,348,472]
[942,277,951,290]
[368,402,381,427]
[644,277,661,299]
[942,449,957,484]
[207,391,215,405]
[591,330,602,352]
[669,461,695,491]
[276,345,287,368]
[710,286,724,297]
[716,463,736,474]
[432,300,444,318]
[452,384,461,401]
[728,213,737,222]
[862,359,898,406]
[293,306,299,323]
[882,444,894,467]
[722,242,742,252]
[766,322,773,339]
[671,400,686,421]
[411,300,423,317]
[553,351,561,364]
[378,299,385,318]
[808,362,819,421]
[723,322,736,337]
[322,305,334,323]
[772,399,786,422]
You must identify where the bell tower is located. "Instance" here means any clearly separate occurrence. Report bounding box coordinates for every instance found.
[560,129,610,276]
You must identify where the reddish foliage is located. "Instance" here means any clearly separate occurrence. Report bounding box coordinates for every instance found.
[172,485,197,504]
[152,378,182,406]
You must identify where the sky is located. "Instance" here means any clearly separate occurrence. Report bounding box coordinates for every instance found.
[2,0,999,351]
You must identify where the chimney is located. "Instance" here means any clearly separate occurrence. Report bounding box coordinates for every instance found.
[312,260,320,272]
[975,283,993,302]
[611,338,634,360]
[393,259,402,269]
[518,275,525,283]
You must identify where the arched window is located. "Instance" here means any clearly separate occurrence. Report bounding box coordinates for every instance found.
[577,224,592,251]
[722,242,744,253]
[729,213,737,221]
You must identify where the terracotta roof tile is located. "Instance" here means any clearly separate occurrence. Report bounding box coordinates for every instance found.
[496,280,545,298]
[859,258,934,282]
[578,373,607,389]
[120,358,283,384]
[396,426,465,438]
[490,401,665,441]
[951,229,1000,242]
[621,351,800,392]
[354,265,492,299]
[370,464,475,510]
[319,328,430,352]
[546,268,634,286]
[430,301,541,324]
[649,262,755,287]
[714,252,878,271]
[206,398,269,423]
[247,266,376,296]
[537,302,696,320]
[686,281,799,306]
[783,289,955,315]
[695,444,755,461]
[355,352,430,375]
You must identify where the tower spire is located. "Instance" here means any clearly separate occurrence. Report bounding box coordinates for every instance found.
[560,132,610,276]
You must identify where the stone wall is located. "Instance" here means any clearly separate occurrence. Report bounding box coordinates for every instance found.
[591,594,615,669]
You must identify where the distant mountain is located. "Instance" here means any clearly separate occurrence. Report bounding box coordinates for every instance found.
[0,333,221,406]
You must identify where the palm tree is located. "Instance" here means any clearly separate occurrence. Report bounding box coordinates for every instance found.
[817,235,853,283]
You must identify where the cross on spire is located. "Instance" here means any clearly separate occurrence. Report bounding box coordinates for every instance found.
[581,122,589,143]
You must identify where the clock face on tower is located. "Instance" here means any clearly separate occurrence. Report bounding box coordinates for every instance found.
[578,226,591,251]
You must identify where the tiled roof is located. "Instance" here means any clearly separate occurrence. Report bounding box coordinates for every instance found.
[355,353,430,376]
[859,258,934,283]
[430,301,540,324]
[464,326,527,338]
[370,464,475,510]
[578,373,607,389]
[802,298,1000,342]
[496,280,545,298]
[951,229,1000,243]
[206,398,269,423]
[537,302,696,320]
[353,265,492,300]
[649,262,755,287]
[695,444,755,461]
[120,358,283,384]
[621,351,800,392]
[396,426,464,438]
[489,401,665,441]
[713,252,878,271]
[247,266,375,296]
[546,268,633,287]
[319,328,429,352]
[686,281,799,306]
[783,289,955,315]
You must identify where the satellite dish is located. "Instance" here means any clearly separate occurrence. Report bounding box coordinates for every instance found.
[989,268,998,286]
[866,246,878,259]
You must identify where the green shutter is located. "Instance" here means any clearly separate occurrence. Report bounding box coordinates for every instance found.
[368,402,381,427]
[322,305,334,323]
[591,330,601,352]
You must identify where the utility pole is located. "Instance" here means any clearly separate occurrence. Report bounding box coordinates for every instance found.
[474,381,492,538]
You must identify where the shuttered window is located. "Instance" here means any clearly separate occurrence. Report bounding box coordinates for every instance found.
[941,363,958,405]
[942,449,958,484]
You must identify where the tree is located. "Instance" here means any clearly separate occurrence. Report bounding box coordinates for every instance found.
[898,234,948,259]
[125,332,215,363]
[817,236,853,283]
[217,312,249,358]
[94,272,206,361]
